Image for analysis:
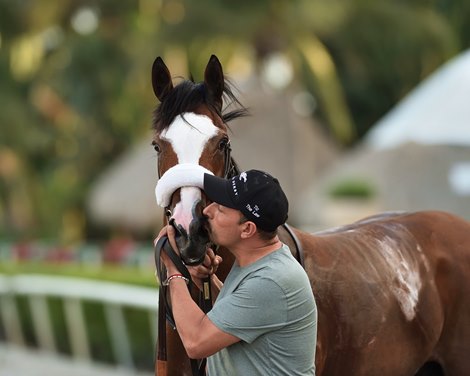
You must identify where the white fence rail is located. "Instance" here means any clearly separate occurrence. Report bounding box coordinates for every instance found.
[0,274,158,370]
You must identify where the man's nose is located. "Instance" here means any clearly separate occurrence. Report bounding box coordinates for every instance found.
[203,202,215,217]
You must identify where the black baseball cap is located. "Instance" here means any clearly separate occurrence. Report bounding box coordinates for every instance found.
[203,170,288,232]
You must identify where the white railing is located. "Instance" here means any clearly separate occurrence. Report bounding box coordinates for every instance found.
[0,273,158,370]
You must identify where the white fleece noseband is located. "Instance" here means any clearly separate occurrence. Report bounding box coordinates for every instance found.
[155,163,214,207]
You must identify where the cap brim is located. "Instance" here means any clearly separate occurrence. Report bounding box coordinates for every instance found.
[204,174,237,209]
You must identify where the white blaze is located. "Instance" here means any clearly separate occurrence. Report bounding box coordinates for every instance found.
[161,112,219,164]
[159,112,219,230]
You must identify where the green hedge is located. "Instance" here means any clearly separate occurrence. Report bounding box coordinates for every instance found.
[0,262,156,287]
[328,178,375,199]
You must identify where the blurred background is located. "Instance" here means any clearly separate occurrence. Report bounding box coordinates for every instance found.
[1,0,469,374]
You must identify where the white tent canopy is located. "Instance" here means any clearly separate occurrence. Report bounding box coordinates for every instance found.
[366,50,470,149]
[296,50,470,229]
[87,142,163,232]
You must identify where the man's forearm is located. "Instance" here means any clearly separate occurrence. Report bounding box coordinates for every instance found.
[167,275,239,359]
[168,277,207,353]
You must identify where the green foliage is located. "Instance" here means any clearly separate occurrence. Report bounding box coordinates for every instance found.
[83,301,115,364]
[14,295,36,346]
[0,0,469,240]
[323,1,460,138]
[0,1,159,241]
[328,178,375,199]
[126,305,155,368]
[49,297,72,355]
[0,262,156,287]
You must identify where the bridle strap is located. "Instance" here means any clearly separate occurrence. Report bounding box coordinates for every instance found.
[157,288,167,360]
[223,141,233,178]
[282,223,305,267]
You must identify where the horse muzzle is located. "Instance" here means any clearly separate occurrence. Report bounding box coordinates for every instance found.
[169,200,210,266]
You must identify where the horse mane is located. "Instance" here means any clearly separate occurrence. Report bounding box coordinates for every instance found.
[152,77,249,132]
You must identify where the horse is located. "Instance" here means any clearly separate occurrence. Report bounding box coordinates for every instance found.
[151,54,470,376]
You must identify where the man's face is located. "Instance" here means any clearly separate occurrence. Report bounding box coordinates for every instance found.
[202,203,245,247]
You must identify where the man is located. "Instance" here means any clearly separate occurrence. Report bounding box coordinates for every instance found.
[157,169,317,375]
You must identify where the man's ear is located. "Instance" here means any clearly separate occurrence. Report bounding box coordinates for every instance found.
[240,221,257,239]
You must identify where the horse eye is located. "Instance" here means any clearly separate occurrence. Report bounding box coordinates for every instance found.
[218,137,229,151]
[152,141,161,153]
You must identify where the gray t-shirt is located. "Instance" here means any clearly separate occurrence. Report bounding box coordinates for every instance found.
[207,244,317,375]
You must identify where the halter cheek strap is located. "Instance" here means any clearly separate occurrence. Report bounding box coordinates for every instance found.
[155,163,214,207]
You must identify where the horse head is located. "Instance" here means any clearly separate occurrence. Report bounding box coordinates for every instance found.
[151,55,247,265]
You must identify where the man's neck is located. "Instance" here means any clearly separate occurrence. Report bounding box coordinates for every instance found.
[232,237,283,267]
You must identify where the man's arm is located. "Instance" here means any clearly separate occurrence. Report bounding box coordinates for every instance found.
[158,225,240,359]
[166,276,239,359]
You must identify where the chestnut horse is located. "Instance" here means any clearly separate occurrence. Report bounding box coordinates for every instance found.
[151,55,470,376]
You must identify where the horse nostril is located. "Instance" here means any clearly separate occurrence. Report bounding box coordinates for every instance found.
[192,199,204,219]
[168,218,188,241]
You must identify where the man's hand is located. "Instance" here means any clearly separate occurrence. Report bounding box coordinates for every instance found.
[188,247,223,291]
[155,225,223,290]
[154,225,180,276]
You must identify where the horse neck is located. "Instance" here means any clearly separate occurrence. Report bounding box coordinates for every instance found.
[214,246,236,281]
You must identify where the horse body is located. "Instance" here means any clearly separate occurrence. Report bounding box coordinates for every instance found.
[151,55,470,375]
[297,210,470,375]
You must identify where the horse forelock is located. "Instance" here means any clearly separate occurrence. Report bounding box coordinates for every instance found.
[152,77,249,134]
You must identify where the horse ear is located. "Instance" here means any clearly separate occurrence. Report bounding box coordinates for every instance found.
[204,55,224,111]
[152,56,174,102]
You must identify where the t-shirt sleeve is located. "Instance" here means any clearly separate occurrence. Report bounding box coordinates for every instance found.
[207,276,287,343]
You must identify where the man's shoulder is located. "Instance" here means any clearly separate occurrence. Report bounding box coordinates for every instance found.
[236,245,309,290]
[267,245,307,276]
